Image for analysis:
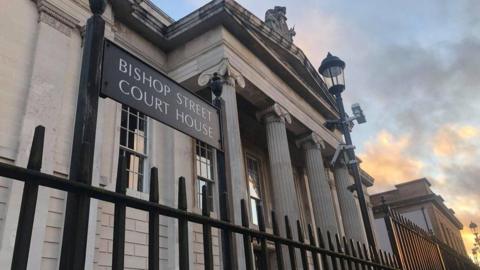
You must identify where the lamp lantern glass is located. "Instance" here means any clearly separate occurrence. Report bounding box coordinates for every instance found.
[471,222,478,234]
[319,52,346,95]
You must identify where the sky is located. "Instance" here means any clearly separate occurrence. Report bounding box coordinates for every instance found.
[152,0,480,258]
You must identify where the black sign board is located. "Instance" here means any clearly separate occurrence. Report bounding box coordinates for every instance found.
[101,40,221,149]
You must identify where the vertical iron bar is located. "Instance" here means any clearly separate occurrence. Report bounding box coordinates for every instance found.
[394,215,410,270]
[59,2,105,269]
[285,216,298,270]
[297,221,309,270]
[11,126,45,270]
[369,246,379,270]
[149,168,160,270]
[307,225,320,270]
[202,185,213,270]
[343,237,353,270]
[335,234,346,270]
[356,241,366,270]
[112,155,127,269]
[349,239,360,270]
[178,177,189,270]
[317,228,330,270]
[257,202,268,270]
[240,199,254,270]
[327,232,338,270]
[272,211,285,270]
[361,244,370,270]
[382,204,403,269]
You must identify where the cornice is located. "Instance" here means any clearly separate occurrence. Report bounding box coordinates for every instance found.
[36,0,80,36]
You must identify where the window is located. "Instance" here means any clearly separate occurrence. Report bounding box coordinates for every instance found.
[119,105,148,192]
[246,155,262,225]
[196,140,214,209]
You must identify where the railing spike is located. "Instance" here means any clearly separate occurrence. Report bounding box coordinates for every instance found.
[240,199,254,270]
[271,211,284,270]
[148,167,159,270]
[297,220,309,270]
[201,185,213,270]
[12,125,45,269]
[177,177,189,270]
[284,216,297,269]
[308,225,320,270]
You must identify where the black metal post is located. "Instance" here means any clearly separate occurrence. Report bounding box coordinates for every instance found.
[112,155,127,269]
[202,185,213,270]
[178,177,190,270]
[272,211,285,270]
[333,92,377,251]
[59,1,105,268]
[11,126,45,270]
[240,199,254,270]
[257,203,269,270]
[149,168,160,270]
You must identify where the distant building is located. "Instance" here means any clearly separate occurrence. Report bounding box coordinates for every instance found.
[371,178,467,256]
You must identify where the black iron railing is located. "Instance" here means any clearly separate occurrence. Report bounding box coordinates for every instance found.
[5,126,399,270]
[383,204,479,270]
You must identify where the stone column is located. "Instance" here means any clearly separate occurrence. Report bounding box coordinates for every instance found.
[296,133,338,235]
[334,161,368,244]
[257,104,300,237]
[198,58,248,269]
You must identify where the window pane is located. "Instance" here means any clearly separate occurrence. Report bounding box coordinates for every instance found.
[118,106,148,192]
[251,198,258,225]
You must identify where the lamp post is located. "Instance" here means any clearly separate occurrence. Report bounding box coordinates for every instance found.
[319,53,377,250]
[470,222,479,265]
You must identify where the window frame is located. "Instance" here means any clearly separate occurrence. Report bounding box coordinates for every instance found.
[118,104,149,193]
[194,140,216,211]
[245,152,267,227]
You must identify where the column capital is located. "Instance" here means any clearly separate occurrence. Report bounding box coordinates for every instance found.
[198,58,246,88]
[296,132,325,150]
[256,103,292,124]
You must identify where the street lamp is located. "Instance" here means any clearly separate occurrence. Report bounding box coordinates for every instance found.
[319,52,377,250]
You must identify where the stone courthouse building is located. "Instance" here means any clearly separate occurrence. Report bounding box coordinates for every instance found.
[0,0,376,269]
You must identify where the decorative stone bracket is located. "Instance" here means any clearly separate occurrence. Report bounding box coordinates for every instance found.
[295,132,325,150]
[256,103,292,124]
[198,58,246,88]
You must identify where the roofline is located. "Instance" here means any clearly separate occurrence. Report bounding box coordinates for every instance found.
[111,0,339,119]
[144,0,175,24]
[394,177,431,188]
[371,193,464,229]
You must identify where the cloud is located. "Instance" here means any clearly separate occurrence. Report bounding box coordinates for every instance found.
[432,124,479,158]
[358,130,424,192]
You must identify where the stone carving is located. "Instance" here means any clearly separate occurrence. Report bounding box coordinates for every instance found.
[265,6,296,42]
[296,132,325,150]
[36,0,80,37]
[256,103,292,124]
[198,58,245,88]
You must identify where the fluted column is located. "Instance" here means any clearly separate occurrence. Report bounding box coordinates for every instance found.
[257,104,300,237]
[334,161,368,243]
[296,133,338,235]
[198,58,247,269]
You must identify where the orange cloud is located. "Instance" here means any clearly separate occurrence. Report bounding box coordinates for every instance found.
[359,130,424,192]
[433,124,479,158]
